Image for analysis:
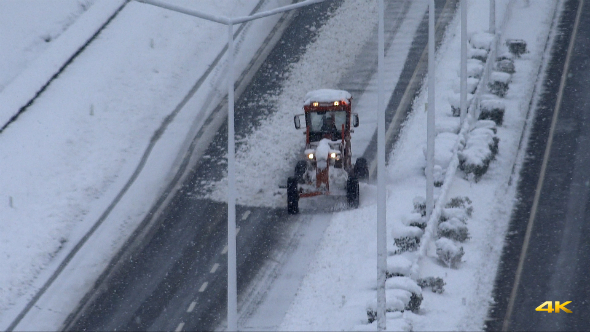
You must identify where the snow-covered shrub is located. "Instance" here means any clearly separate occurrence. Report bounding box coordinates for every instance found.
[407,292,423,312]
[412,196,426,217]
[401,212,427,230]
[496,58,515,74]
[366,296,406,323]
[436,238,464,268]
[436,116,461,134]
[393,235,421,254]
[400,212,423,225]
[386,255,413,278]
[388,289,411,311]
[470,32,494,50]
[386,276,423,312]
[439,197,472,242]
[473,119,497,133]
[366,309,377,324]
[433,165,444,187]
[466,58,484,78]
[469,47,488,62]
[393,226,423,253]
[409,218,427,230]
[467,77,480,94]
[449,93,474,117]
[488,71,511,97]
[458,126,499,181]
[469,126,500,157]
[497,52,514,62]
[445,196,473,216]
[417,277,446,294]
[479,98,506,125]
[438,217,470,242]
[455,77,480,94]
[506,39,528,57]
[386,276,422,294]
[366,288,418,322]
[423,132,460,172]
[441,207,469,223]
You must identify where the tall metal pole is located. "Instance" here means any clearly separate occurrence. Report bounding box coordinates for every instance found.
[376,0,387,329]
[489,0,496,33]
[426,0,435,218]
[460,0,467,124]
[227,22,238,332]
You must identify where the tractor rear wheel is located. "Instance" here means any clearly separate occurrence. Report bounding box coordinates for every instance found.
[287,176,299,214]
[354,157,369,180]
[347,176,360,208]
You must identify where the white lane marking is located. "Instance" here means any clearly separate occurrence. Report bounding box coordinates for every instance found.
[222,245,228,254]
[210,263,219,273]
[175,322,184,332]
[241,210,251,220]
[199,282,208,292]
[187,301,196,313]
[236,227,241,235]
[502,1,585,330]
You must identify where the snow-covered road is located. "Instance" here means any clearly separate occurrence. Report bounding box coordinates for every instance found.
[0,0,564,331]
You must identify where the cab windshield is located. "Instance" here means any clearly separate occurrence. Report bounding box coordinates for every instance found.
[308,111,347,141]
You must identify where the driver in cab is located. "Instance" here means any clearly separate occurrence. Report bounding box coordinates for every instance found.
[321,115,340,140]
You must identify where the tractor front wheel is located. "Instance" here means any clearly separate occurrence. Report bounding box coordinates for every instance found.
[287,176,299,214]
[347,176,360,208]
[354,157,369,180]
[295,160,307,183]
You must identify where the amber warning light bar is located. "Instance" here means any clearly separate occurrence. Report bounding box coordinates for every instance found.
[310,101,346,107]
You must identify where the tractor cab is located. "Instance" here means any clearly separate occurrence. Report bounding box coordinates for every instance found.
[308,110,347,142]
[293,90,360,170]
[288,89,367,214]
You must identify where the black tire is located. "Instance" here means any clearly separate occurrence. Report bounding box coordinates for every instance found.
[354,157,369,180]
[287,177,299,214]
[295,160,307,183]
[347,176,360,208]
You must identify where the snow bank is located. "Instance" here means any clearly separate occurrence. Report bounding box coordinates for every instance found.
[470,32,495,50]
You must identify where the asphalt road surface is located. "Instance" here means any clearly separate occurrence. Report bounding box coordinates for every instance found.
[487,0,590,330]
[63,1,456,331]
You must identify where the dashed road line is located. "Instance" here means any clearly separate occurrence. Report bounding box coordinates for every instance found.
[175,322,184,332]
[187,301,196,313]
[210,263,219,273]
[236,227,241,235]
[222,245,228,255]
[199,282,208,292]
[241,210,251,220]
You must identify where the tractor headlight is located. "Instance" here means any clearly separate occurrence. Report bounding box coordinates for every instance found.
[308,153,314,160]
[330,152,337,159]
